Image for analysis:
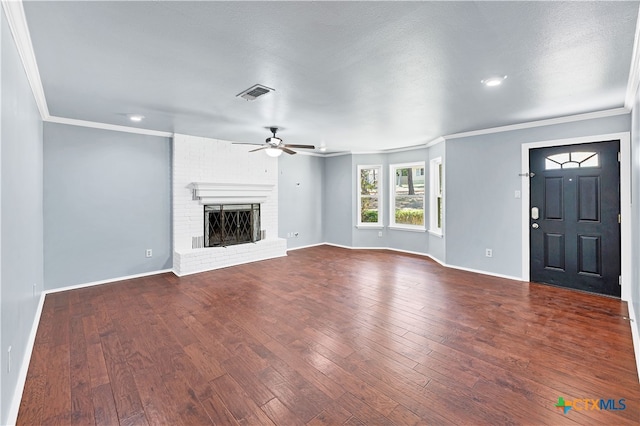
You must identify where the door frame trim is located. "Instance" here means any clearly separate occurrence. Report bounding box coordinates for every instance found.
[521,132,631,301]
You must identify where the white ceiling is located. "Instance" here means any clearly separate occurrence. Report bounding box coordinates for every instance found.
[18,1,640,153]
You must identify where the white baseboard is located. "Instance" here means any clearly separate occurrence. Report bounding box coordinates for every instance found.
[322,242,356,250]
[627,301,640,382]
[439,262,524,282]
[286,242,326,252]
[43,269,174,295]
[322,243,523,282]
[7,292,46,426]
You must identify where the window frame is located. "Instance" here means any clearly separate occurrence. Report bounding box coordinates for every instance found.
[356,164,383,228]
[429,157,444,237]
[389,161,426,231]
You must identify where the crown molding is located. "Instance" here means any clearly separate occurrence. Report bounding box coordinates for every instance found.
[444,107,629,140]
[349,138,443,155]
[625,5,640,109]
[2,0,49,119]
[320,151,352,157]
[285,149,328,158]
[46,115,174,138]
[45,107,629,149]
[358,144,426,155]
[425,136,445,148]
[3,0,637,151]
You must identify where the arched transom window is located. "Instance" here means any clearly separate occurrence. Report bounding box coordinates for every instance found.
[545,152,599,170]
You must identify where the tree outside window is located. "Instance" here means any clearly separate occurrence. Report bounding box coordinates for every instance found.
[390,162,425,229]
[357,165,382,226]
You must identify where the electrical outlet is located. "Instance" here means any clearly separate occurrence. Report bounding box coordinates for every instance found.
[145,249,153,258]
[378,231,383,237]
[485,249,493,258]
[7,346,11,373]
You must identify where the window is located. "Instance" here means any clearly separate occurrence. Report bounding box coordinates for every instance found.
[390,162,425,230]
[429,157,443,236]
[545,152,599,170]
[357,165,382,227]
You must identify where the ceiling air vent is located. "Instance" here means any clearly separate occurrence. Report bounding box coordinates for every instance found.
[236,84,274,101]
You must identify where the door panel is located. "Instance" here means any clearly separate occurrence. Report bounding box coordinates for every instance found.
[578,176,599,221]
[544,233,565,270]
[577,235,600,275]
[530,140,620,297]
[544,177,564,220]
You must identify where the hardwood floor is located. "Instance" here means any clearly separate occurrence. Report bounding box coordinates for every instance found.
[17,245,640,425]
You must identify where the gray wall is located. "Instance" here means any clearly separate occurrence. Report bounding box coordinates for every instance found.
[0,12,44,424]
[446,113,631,279]
[44,123,172,289]
[323,154,353,247]
[278,153,324,249]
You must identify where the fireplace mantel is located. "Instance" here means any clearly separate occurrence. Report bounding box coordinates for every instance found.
[189,182,275,205]
[173,135,285,276]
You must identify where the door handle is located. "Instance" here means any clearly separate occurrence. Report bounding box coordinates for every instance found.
[531,207,539,220]
[532,223,539,229]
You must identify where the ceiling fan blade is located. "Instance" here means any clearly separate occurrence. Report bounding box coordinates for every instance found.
[233,142,265,146]
[283,144,315,149]
[281,147,297,155]
[249,146,268,152]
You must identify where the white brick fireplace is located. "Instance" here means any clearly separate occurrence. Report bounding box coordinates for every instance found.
[172,133,286,276]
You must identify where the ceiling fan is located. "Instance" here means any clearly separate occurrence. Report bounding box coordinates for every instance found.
[240,127,315,157]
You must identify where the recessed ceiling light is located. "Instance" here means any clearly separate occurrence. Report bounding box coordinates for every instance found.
[127,114,145,122]
[481,75,507,87]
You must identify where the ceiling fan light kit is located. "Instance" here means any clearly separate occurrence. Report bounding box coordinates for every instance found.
[265,147,283,157]
[235,127,315,156]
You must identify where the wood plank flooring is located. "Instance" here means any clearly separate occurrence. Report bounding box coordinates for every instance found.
[17,245,640,425]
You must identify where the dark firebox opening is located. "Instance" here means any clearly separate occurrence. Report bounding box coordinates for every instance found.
[204,204,261,247]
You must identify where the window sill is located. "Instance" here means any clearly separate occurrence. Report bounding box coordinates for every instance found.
[356,224,384,230]
[428,229,444,238]
[388,226,426,233]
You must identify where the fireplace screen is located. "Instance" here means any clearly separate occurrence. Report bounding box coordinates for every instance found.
[204,204,261,247]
